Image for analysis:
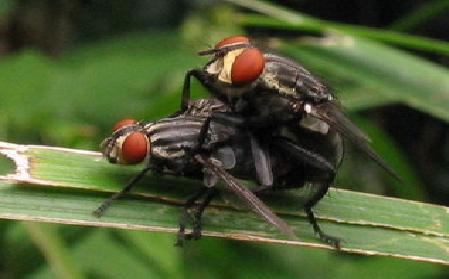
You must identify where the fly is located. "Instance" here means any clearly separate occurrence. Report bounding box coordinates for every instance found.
[94,99,343,248]
[180,35,400,181]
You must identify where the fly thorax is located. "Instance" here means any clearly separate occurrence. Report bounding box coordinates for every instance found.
[149,133,189,160]
[259,70,296,96]
[151,147,186,160]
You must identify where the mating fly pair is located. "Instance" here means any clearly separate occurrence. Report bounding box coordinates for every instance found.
[95,35,398,248]
[95,98,343,247]
[175,35,399,244]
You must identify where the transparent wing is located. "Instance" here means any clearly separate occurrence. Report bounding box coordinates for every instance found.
[313,101,401,181]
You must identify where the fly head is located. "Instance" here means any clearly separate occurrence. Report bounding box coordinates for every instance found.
[202,36,265,88]
[101,118,150,164]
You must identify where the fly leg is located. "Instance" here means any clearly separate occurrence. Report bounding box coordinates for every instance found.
[194,154,297,240]
[92,166,151,218]
[271,137,342,248]
[189,188,217,240]
[305,205,341,249]
[195,111,242,152]
[305,173,341,249]
[182,69,234,111]
[175,187,208,247]
[181,69,199,112]
[182,69,217,112]
[196,116,212,150]
[272,137,336,174]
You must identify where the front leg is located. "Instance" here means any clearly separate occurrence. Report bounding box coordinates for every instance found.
[92,166,152,217]
[182,69,214,112]
[181,69,199,112]
[182,68,233,110]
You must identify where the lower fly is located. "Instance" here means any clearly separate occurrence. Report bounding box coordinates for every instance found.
[95,99,343,248]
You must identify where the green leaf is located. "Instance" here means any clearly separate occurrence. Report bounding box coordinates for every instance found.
[227,0,449,56]
[0,0,14,16]
[275,36,449,122]
[389,0,449,32]
[220,1,449,121]
[32,230,162,279]
[0,31,205,145]
[23,222,85,279]
[1,141,448,265]
[118,230,183,279]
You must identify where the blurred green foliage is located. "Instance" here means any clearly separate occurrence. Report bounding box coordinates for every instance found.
[0,0,448,278]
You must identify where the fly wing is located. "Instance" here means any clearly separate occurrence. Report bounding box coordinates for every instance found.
[314,101,370,141]
[312,101,401,181]
[250,135,274,187]
[194,154,297,240]
[214,147,236,169]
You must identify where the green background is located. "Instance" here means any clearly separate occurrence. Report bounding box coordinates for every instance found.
[0,0,448,278]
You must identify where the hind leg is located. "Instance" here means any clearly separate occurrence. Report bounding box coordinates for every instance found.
[305,204,341,249]
[303,174,341,249]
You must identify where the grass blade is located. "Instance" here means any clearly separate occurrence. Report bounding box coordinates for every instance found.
[389,0,449,31]
[278,36,449,122]
[23,222,86,279]
[0,141,448,265]
[227,0,449,56]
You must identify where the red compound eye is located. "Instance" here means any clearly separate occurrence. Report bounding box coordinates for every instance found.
[215,35,250,49]
[112,118,137,132]
[231,48,265,83]
[121,132,148,164]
